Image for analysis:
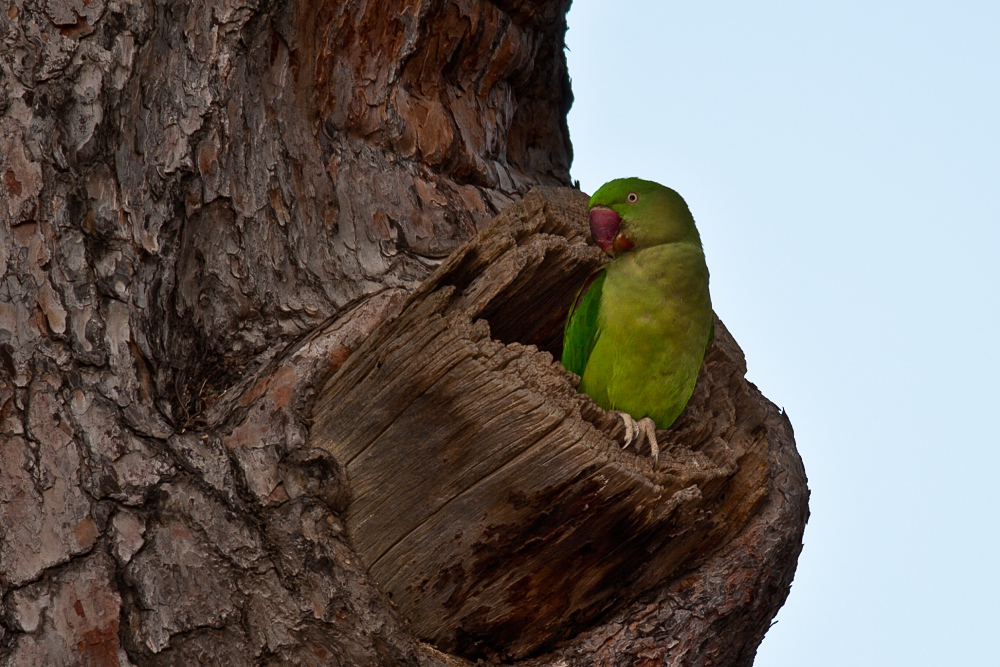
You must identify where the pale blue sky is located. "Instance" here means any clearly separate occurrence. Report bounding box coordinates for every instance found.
[565,2,1000,665]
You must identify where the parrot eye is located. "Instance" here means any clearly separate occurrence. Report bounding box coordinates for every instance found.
[627,192,639,203]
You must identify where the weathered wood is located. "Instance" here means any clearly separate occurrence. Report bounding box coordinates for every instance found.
[310,188,796,661]
[0,0,809,662]
[0,0,579,663]
[526,403,806,667]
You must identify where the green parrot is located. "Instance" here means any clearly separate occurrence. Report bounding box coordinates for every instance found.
[562,177,713,459]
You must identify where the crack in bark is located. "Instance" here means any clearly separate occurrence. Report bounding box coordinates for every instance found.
[0,0,804,664]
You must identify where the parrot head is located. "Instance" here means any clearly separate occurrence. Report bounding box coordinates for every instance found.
[587,178,701,257]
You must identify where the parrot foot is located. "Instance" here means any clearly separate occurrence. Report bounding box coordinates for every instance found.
[639,418,659,462]
[615,413,659,462]
[616,412,639,448]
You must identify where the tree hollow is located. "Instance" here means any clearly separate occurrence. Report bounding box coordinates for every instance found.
[310,187,774,661]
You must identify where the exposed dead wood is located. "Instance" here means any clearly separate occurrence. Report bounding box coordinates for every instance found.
[0,0,808,663]
[1,0,579,662]
[310,188,807,662]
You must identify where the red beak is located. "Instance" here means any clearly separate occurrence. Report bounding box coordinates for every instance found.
[589,208,621,256]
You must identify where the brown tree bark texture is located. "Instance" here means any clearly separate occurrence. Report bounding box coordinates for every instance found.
[0,0,807,665]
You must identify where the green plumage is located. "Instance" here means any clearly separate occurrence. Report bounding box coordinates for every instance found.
[562,178,713,430]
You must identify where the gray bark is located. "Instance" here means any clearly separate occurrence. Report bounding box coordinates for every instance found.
[0,0,807,665]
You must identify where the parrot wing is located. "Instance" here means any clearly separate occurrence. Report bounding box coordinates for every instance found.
[561,268,607,377]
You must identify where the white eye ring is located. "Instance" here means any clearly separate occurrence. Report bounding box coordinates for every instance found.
[627,192,639,203]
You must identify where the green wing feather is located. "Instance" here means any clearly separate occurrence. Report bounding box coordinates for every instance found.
[561,268,606,377]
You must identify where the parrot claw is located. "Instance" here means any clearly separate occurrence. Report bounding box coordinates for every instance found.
[638,417,659,462]
[616,412,639,449]
[614,413,659,462]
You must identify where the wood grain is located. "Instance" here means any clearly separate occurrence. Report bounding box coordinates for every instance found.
[311,188,786,661]
[0,0,807,660]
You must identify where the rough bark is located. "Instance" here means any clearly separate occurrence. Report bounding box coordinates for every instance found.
[0,0,806,665]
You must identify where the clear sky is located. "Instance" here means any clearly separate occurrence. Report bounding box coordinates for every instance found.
[565,2,1000,665]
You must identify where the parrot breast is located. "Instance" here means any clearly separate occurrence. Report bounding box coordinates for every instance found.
[580,243,712,430]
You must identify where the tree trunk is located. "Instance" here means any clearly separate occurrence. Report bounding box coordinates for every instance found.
[0,1,807,665]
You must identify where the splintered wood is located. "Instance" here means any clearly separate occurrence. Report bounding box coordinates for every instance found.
[310,188,772,661]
